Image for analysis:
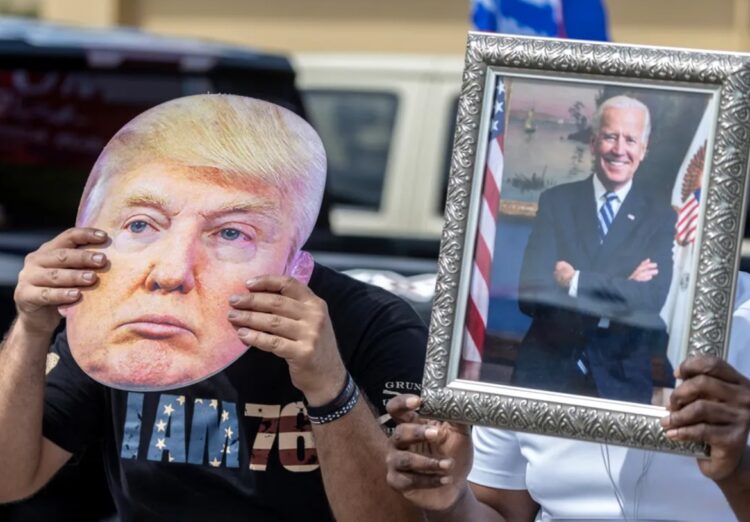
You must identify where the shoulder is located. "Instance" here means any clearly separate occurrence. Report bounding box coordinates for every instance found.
[309,263,414,308]
[309,264,427,393]
[539,178,590,204]
[308,263,426,331]
[735,271,750,309]
[469,427,528,489]
[630,185,675,219]
[473,426,521,449]
[728,272,750,374]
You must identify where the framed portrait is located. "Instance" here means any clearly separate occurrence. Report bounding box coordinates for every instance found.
[420,32,750,456]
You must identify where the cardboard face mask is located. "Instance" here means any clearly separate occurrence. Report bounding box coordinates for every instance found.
[61,95,324,391]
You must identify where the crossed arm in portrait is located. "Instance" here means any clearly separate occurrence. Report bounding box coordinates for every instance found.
[518,180,676,330]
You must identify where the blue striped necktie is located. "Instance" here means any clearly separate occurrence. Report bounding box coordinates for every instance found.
[598,192,618,243]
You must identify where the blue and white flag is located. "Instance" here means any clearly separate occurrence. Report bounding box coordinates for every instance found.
[471,0,608,41]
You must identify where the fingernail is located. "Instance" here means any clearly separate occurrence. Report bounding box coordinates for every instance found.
[439,476,453,485]
[665,429,677,438]
[659,416,669,427]
[237,328,250,337]
[246,277,259,287]
[67,289,80,298]
[439,459,452,470]
[227,311,239,320]
[229,295,241,304]
[405,396,420,409]
[93,230,106,238]
[93,253,104,264]
[82,271,95,282]
[424,427,438,438]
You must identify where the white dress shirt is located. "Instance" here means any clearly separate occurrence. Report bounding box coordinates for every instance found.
[568,175,633,328]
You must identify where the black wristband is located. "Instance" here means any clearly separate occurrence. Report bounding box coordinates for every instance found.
[306,372,360,425]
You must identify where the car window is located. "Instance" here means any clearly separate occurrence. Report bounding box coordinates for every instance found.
[302,90,397,210]
[438,96,459,214]
[0,69,195,232]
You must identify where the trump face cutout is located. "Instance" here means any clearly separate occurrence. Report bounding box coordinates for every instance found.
[62,95,326,391]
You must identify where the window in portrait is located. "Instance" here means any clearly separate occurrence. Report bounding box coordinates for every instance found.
[61,95,325,392]
[458,73,716,407]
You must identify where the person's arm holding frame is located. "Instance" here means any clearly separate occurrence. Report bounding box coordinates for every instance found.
[661,356,750,521]
[384,394,539,522]
[387,382,750,521]
[228,275,424,522]
[0,228,107,501]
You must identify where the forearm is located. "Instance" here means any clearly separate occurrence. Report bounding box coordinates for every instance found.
[577,233,673,315]
[716,447,750,522]
[424,486,507,522]
[312,399,423,522]
[577,271,668,316]
[0,319,53,499]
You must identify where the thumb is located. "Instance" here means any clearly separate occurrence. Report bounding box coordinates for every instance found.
[427,421,470,445]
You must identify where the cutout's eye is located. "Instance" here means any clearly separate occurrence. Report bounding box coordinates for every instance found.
[128,220,149,233]
[220,228,243,241]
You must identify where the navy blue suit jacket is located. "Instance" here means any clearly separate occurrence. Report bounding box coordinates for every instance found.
[512,177,676,403]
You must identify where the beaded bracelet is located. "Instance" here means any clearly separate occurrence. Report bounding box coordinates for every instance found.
[307,372,360,425]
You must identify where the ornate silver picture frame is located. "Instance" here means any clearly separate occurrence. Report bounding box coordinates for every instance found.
[420,32,750,456]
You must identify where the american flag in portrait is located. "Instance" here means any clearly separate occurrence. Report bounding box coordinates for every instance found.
[462,78,506,378]
[676,188,701,246]
[661,105,711,370]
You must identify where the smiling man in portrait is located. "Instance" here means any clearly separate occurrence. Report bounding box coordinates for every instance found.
[513,94,676,404]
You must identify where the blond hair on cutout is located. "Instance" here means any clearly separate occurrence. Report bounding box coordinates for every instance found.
[77,94,326,252]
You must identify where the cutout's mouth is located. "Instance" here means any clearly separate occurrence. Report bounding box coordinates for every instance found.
[119,314,195,339]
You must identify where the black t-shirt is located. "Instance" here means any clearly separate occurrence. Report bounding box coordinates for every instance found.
[43,264,427,521]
